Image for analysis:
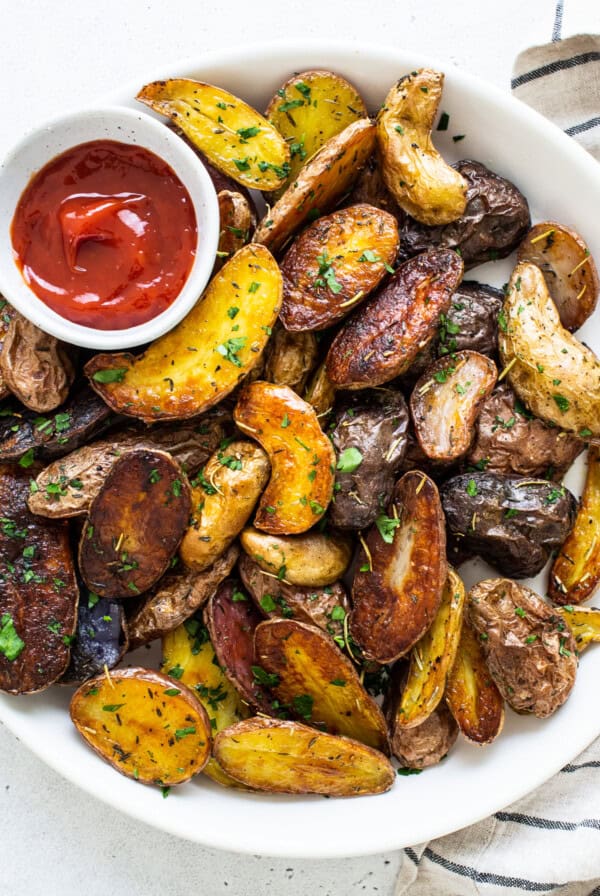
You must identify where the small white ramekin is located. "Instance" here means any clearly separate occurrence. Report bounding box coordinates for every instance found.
[0,106,219,350]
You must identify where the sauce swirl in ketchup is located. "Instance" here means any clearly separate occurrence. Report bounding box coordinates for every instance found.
[11,139,197,330]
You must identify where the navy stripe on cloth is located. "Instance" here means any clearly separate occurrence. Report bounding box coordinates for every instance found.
[496,811,600,832]
[565,115,600,137]
[511,51,600,88]
[414,847,564,891]
[562,760,600,773]
[552,0,564,42]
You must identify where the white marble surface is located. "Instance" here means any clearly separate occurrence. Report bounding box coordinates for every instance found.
[0,1,596,893]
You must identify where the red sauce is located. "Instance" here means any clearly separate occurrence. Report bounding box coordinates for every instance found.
[11,139,197,330]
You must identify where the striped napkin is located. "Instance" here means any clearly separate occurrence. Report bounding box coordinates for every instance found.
[395,30,600,896]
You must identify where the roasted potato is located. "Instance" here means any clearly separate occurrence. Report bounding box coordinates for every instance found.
[215,190,256,270]
[70,668,212,786]
[137,79,290,191]
[398,160,531,268]
[441,472,577,578]
[344,154,402,221]
[467,578,577,718]
[240,527,352,587]
[411,351,497,462]
[387,670,459,769]
[350,471,447,662]
[434,281,503,359]
[234,381,334,535]
[85,244,282,422]
[254,118,376,252]
[179,441,269,571]
[0,297,14,400]
[0,464,78,694]
[518,222,599,332]
[79,449,191,599]
[304,361,337,418]
[329,389,409,530]
[61,593,128,685]
[498,261,600,439]
[279,204,399,331]
[326,249,463,389]
[558,605,600,653]
[213,718,394,796]
[266,69,367,198]
[263,326,318,394]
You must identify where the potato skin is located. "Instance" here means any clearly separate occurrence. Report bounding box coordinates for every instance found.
[214,190,256,271]
[304,361,337,418]
[263,326,318,394]
[61,595,128,684]
[558,605,600,653]
[326,249,463,389]
[280,204,399,331]
[435,281,503,359]
[388,692,458,769]
[240,527,352,587]
[0,297,14,400]
[467,578,577,718]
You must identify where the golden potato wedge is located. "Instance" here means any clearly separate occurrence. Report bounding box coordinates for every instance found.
[377,69,468,225]
[254,118,376,253]
[255,619,388,750]
[214,718,394,796]
[558,605,600,653]
[79,449,191,599]
[410,351,497,462]
[398,568,465,728]
[137,79,290,191]
[234,381,335,534]
[215,190,256,270]
[445,619,505,745]
[304,361,337,418]
[499,262,600,438]
[550,447,600,605]
[240,527,352,587]
[280,204,399,331]
[266,69,367,199]
[350,471,447,663]
[326,250,464,389]
[85,244,282,422]
[70,668,211,786]
[518,222,599,332]
[263,326,318,394]
[180,441,269,571]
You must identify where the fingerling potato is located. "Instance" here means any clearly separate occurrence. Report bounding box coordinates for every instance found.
[61,594,128,685]
[387,682,458,769]
[558,605,600,653]
[240,527,352,587]
[215,190,256,270]
[263,326,318,394]
[304,361,337,418]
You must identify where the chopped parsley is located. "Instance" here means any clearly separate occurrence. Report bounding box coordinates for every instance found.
[92,368,127,384]
[466,479,478,497]
[314,251,342,294]
[0,613,25,661]
[553,394,570,413]
[292,693,314,720]
[336,446,363,473]
[251,665,279,688]
[216,337,247,367]
[375,512,401,544]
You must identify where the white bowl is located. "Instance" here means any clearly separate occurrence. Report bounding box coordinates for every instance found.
[0,106,219,349]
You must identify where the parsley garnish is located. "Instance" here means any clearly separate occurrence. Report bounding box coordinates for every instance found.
[216,337,247,367]
[376,513,401,543]
[0,613,24,661]
[336,446,363,473]
[92,368,127,384]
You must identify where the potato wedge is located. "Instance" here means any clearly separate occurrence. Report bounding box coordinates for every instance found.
[0,464,78,694]
[398,568,465,728]
[61,594,128,685]
[558,605,600,653]
[70,668,211,786]
[410,351,497,462]
[498,262,600,438]
[255,619,388,750]
[350,471,447,663]
[180,441,269,571]
[518,222,599,332]
[137,79,290,191]
[254,118,376,253]
[550,447,600,605]
[266,69,367,199]
[280,204,399,331]
[263,326,318,394]
[79,449,191,599]
[85,244,282,422]
[214,718,394,796]
[326,249,463,389]
[304,361,337,418]
[377,69,468,225]
[215,190,256,270]
[386,668,458,769]
[240,527,352,587]
[234,381,334,534]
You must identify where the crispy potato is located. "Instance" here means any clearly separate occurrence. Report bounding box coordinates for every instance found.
[234,381,334,534]
[445,618,505,745]
[304,361,337,418]
[398,568,465,728]
[550,447,600,605]
[61,594,128,685]
[255,619,388,750]
[240,527,352,587]
[387,669,459,769]
[344,154,402,220]
[79,449,191,599]
[518,222,599,332]
[215,190,256,270]
[0,297,15,400]
[137,79,290,191]
[467,578,577,718]
[263,326,318,394]
[435,281,504,358]
[127,545,238,648]
[214,718,394,796]
[70,668,211,786]
[254,118,376,253]
[85,244,282,422]
[498,262,600,439]
[266,69,367,199]
[180,441,269,571]
[0,464,78,694]
[410,351,497,462]
[0,312,75,412]
[350,471,447,663]
[326,249,464,389]
[377,69,468,225]
[280,205,399,331]
[559,605,600,653]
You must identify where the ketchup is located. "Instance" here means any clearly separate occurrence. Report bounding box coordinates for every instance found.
[11,140,197,330]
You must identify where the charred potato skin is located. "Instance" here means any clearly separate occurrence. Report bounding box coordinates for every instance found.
[467,579,577,718]
[263,326,318,394]
[441,472,577,579]
[435,281,503,359]
[61,595,128,684]
[240,527,352,587]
